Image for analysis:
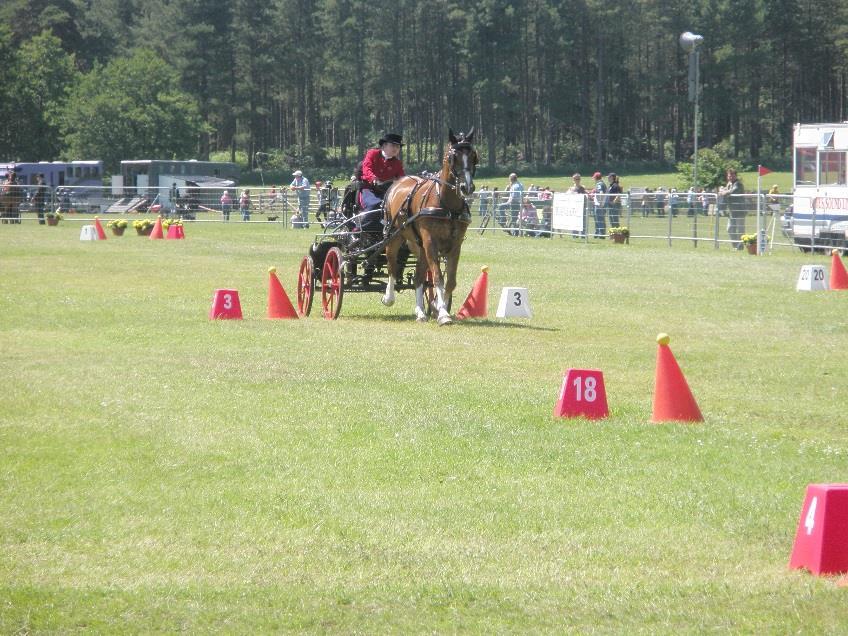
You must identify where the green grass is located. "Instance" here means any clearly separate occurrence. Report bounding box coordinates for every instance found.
[1,221,847,632]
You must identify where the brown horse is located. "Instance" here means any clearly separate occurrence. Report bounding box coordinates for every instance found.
[381,129,478,324]
[0,185,24,224]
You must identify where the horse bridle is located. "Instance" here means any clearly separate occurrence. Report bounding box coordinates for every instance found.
[448,141,477,196]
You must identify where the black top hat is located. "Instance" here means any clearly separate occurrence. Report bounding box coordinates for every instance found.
[378,133,404,147]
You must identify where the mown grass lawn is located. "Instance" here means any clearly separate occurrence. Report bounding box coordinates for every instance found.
[1,220,846,632]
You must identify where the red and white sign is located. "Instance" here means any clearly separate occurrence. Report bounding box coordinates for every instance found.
[209,289,243,320]
[789,484,848,575]
[553,369,609,419]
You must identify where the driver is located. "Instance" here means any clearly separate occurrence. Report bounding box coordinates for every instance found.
[357,132,405,239]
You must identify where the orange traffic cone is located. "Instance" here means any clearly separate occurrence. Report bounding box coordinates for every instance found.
[830,249,848,290]
[149,216,164,239]
[651,333,703,423]
[93,216,107,240]
[456,265,489,320]
[267,267,298,319]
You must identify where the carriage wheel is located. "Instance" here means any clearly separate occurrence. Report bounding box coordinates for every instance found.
[321,247,344,320]
[424,268,436,318]
[296,255,314,317]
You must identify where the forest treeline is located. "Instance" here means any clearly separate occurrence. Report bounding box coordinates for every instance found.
[1,0,847,175]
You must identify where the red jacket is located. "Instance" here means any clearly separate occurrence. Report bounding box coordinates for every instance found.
[361,148,405,188]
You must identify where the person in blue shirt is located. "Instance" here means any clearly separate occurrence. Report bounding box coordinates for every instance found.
[591,172,607,238]
[496,173,523,235]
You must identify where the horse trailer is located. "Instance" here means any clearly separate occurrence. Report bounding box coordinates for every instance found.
[788,122,848,251]
[0,161,104,187]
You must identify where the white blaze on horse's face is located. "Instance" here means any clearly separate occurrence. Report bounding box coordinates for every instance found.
[461,151,475,196]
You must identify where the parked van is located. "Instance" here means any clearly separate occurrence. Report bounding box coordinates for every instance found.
[788,122,848,251]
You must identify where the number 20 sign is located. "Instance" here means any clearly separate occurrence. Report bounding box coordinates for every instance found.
[553,369,609,420]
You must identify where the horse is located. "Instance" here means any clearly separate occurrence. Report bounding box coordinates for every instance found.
[0,184,24,224]
[381,129,478,325]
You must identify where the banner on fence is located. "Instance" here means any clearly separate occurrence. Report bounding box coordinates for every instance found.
[551,193,585,232]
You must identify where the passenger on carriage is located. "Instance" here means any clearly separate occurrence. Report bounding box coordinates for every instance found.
[355,132,406,242]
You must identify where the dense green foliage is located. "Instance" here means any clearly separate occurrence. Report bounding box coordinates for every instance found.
[1,0,847,172]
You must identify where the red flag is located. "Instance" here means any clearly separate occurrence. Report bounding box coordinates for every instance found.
[758,165,772,176]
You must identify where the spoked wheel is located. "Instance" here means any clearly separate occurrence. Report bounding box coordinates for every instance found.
[296,255,314,317]
[321,247,344,320]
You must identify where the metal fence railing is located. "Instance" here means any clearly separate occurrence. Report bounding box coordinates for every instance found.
[0,183,815,253]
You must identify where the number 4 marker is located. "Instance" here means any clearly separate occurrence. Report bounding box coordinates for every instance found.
[805,496,818,536]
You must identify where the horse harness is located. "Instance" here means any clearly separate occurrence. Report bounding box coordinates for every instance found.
[383,173,471,242]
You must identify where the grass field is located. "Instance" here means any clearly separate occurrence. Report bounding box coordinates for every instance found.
[1,221,847,632]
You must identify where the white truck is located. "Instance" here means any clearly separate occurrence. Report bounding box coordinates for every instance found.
[788,122,848,251]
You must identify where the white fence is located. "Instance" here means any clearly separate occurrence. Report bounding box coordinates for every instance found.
[0,183,816,252]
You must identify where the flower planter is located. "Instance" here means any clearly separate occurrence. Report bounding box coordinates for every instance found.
[111,226,126,236]
[135,226,153,236]
[611,233,627,244]
[745,243,757,255]
[46,216,59,226]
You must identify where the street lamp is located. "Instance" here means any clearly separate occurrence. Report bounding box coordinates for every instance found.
[680,31,704,246]
[680,32,704,192]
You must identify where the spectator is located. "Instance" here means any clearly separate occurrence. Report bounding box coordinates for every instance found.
[700,188,710,215]
[239,189,251,221]
[641,188,653,217]
[538,186,553,236]
[607,173,622,228]
[767,184,780,204]
[669,188,680,216]
[497,173,523,235]
[568,173,587,238]
[767,184,781,214]
[719,168,746,248]
[477,185,491,219]
[220,190,232,222]
[567,173,586,195]
[519,197,539,237]
[290,170,310,227]
[55,187,71,215]
[686,186,697,217]
[31,174,48,225]
[591,171,607,238]
[655,187,667,217]
[169,182,179,217]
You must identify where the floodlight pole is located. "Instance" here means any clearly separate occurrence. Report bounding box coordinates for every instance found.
[693,48,700,248]
[681,32,704,247]
[692,49,699,198]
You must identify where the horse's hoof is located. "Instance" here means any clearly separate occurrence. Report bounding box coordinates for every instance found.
[437,315,453,326]
[416,315,428,323]
[381,296,395,307]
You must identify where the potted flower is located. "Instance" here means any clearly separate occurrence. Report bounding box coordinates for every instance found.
[45,211,63,226]
[107,219,128,236]
[608,226,629,244]
[741,234,758,254]
[133,218,155,236]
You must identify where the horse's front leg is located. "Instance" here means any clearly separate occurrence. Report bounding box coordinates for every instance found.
[420,236,451,326]
[442,242,464,315]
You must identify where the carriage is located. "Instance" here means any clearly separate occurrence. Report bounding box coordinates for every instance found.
[294,130,478,324]
[295,201,435,320]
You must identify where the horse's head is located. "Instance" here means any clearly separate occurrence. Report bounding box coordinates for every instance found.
[448,127,478,196]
